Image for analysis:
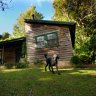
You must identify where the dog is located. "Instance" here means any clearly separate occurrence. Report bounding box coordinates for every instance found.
[44,53,60,75]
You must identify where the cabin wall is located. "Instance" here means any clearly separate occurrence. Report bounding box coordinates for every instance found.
[25,23,73,67]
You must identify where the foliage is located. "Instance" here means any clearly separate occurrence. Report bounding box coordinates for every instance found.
[34,60,45,67]
[4,63,14,69]
[13,25,25,38]
[70,55,80,65]
[79,55,91,64]
[15,63,27,69]
[83,15,96,64]
[53,0,96,64]
[71,55,91,68]
[2,32,10,39]
[53,0,96,24]
[13,5,44,38]
[0,0,12,11]
[15,58,28,68]
[0,32,13,41]
[53,0,71,21]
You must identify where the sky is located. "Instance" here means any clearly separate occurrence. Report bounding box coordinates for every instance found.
[0,0,54,34]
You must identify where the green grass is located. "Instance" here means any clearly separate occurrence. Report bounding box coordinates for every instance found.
[0,67,96,96]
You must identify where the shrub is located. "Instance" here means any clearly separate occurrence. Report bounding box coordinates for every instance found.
[34,60,45,67]
[71,55,80,65]
[15,63,27,68]
[71,55,91,68]
[79,55,91,64]
[15,58,28,68]
[4,63,14,69]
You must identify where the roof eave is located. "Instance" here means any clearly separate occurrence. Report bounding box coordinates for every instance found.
[0,37,26,45]
[25,19,76,26]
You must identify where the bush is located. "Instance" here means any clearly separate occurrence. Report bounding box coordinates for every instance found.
[15,58,28,68]
[15,63,27,68]
[79,55,91,64]
[34,60,45,67]
[4,63,14,69]
[71,55,80,65]
[71,55,91,68]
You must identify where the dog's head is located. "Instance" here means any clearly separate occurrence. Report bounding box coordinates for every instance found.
[53,54,60,60]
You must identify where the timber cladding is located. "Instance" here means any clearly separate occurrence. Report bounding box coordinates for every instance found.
[25,22,74,67]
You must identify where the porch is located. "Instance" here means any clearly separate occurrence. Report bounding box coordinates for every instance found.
[0,37,26,65]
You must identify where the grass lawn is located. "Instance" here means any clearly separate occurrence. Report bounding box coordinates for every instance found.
[0,67,96,96]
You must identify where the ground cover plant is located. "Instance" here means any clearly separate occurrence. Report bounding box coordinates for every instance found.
[0,67,96,96]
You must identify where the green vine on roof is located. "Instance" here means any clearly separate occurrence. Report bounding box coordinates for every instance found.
[0,32,13,42]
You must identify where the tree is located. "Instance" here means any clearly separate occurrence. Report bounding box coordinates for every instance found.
[2,32,10,39]
[13,5,44,38]
[53,0,71,21]
[53,0,96,24]
[0,32,12,41]
[85,15,96,63]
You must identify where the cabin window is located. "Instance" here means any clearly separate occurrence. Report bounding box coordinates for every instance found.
[47,32,58,47]
[35,32,58,48]
[36,36,45,48]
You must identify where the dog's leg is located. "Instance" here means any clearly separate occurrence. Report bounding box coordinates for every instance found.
[51,65,55,74]
[45,63,48,71]
[48,64,54,73]
[49,65,52,72]
[56,64,60,75]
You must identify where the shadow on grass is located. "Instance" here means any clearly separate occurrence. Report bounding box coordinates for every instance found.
[0,67,96,96]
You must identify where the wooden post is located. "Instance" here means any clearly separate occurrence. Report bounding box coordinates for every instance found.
[2,45,4,64]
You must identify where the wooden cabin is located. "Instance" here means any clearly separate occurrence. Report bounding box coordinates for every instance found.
[25,20,76,67]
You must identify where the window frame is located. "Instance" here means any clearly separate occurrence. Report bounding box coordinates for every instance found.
[35,31,59,49]
[35,35,45,48]
[46,32,59,48]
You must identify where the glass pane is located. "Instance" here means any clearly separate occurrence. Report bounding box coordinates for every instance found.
[37,36,44,42]
[37,41,45,48]
[47,39,58,47]
[47,33,57,40]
